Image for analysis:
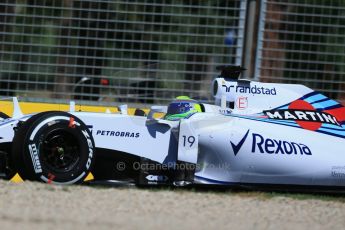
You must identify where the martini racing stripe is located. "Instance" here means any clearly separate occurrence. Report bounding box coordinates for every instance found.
[310,97,332,104]
[318,128,345,137]
[304,94,327,104]
[274,104,289,110]
[312,100,339,109]
[274,92,341,111]
[317,130,345,138]
[300,91,322,101]
[264,109,340,126]
[229,114,345,139]
[320,123,345,131]
[325,107,345,124]
[229,114,300,127]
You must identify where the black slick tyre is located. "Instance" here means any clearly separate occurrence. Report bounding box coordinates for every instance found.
[12,111,95,184]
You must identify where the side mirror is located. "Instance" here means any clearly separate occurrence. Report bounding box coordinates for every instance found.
[147,106,167,120]
[119,104,128,115]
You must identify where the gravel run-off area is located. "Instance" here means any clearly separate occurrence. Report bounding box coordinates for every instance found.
[0,180,345,230]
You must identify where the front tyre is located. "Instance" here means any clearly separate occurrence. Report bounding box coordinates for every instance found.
[12,111,95,184]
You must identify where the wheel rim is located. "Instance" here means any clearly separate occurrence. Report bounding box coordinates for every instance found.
[39,129,80,173]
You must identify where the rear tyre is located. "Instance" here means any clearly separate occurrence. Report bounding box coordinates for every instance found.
[12,111,95,184]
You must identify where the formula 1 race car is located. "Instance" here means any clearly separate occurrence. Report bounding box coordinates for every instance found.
[1,66,345,192]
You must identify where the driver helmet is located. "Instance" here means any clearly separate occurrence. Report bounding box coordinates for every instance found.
[165,96,202,121]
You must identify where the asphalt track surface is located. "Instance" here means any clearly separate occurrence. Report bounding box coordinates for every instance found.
[0,180,345,230]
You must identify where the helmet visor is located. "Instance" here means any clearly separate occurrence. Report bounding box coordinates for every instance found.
[166,101,195,116]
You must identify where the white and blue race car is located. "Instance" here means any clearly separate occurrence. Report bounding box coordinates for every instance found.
[0,66,345,191]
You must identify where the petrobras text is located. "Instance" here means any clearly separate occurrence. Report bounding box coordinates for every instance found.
[96,130,140,138]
